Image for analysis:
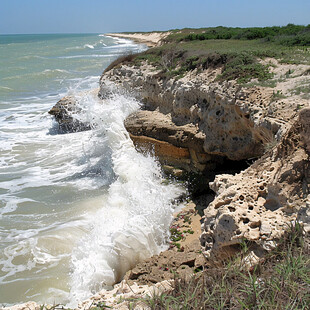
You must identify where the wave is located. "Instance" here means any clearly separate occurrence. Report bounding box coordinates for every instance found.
[65,89,184,305]
[0,86,13,91]
[0,35,170,305]
[83,44,94,49]
[19,55,46,60]
[2,69,70,81]
[58,54,118,59]
[65,41,106,51]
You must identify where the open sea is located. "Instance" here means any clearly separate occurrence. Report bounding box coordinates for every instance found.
[0,33,185,306]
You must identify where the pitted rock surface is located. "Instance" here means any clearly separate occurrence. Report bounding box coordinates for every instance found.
[200,109,310,264]
[102,64,276,161]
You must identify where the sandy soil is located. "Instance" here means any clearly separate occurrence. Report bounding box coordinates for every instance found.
[105,32,170,47]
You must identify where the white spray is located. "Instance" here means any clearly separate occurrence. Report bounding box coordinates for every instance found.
[67,88,184,305]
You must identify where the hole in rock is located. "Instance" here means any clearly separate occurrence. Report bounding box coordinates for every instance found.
[242,218,250,224]
[249,221,261,229]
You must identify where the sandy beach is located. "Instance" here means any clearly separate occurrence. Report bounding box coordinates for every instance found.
[105,32,170,47]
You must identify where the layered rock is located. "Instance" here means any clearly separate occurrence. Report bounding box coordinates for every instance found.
[200,109,310,265]
[124,110,214,173]
[100,63,281,174]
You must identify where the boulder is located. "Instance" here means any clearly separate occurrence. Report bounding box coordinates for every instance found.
[48,96,91,133]
[124,110,215,173]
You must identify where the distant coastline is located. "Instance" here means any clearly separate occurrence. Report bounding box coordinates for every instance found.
[105,32,169,47]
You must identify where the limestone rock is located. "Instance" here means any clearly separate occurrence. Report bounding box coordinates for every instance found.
[200,109,310,264]
[101,63,278,162]
[125,110,215,172]
[48,95,91,133]
[78,280,173,310]
[123,239,204,286]
[1,302,40,310]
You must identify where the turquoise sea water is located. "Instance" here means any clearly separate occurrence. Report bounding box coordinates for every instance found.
[0,34,184,306]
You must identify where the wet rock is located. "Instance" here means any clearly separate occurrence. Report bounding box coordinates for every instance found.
[48,96,91,133]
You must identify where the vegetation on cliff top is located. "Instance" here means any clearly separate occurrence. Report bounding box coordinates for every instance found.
[165,24,310,47]
[128,224,310,309]
[106,24,310,83]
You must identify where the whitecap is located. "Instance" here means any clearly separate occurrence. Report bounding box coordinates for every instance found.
[66,89,185,306]
[83,44,94,49]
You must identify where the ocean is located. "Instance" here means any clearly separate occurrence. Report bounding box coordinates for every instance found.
[0,33,185,306]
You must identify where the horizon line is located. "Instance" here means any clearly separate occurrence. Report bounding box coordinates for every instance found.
[1,23,308,36]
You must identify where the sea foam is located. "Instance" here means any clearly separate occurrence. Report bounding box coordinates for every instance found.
[66,89,185,306]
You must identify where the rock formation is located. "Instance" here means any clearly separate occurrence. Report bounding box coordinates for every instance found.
[49,56,310,264]
[101,63,276,165]
[49,96,91,133]
[43,32,310,309]
[200,109,310,265]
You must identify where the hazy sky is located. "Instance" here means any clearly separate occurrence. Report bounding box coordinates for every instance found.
[0,0,309,34]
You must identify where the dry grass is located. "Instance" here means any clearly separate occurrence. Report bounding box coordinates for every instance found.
[129,223,310,309]
[103,53,140,73]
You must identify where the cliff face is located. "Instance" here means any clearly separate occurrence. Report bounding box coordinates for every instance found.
[99,60,310,266]
[49,56,310,268]
[100,62,287,177]
[201,111,310,265]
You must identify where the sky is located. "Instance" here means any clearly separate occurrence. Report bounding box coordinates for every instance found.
[0,0,309,34]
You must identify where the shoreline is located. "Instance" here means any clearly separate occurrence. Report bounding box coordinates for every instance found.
[105,32,170,47]
[1,198,203,310]
[4,27,310,309]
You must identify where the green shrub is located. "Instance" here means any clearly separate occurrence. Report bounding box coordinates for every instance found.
[179,24,310,47]
[136,224,310,310]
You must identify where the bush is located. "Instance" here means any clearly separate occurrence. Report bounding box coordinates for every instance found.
[181,24,310,47]
[103,53,139,73]
[217,52,273,83]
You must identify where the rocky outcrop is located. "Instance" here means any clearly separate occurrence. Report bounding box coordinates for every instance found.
[51,59,306,175]
[49,96,91,133]
[124,239,204,285]
[200,109,310,265]
[48,54,310,270]
[43,38,310,309]
[100,63,281,174]
[124,110,215,173]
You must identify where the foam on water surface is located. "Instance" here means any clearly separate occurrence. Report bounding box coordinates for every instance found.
[0,34,185,306]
